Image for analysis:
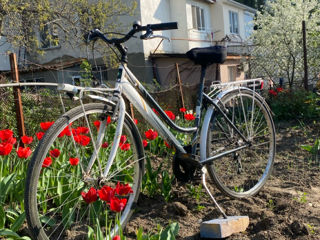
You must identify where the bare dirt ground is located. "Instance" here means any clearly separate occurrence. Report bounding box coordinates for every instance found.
[126,121,320,239]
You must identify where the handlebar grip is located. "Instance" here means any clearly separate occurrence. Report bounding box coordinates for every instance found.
[149,22,178,31]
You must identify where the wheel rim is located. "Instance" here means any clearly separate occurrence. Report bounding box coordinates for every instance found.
[208,92,275,196]
[28,105,142,239]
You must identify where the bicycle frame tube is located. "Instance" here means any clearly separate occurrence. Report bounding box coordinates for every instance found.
[116,65,188,153]
[199,92,253,165]
[121,65,197,133]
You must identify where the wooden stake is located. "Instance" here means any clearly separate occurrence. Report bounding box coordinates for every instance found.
[175,63,185,109]
[9,53,26,144]
[130,103,135,120]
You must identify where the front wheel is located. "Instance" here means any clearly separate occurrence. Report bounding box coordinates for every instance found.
[25,103,144,240]
[206,89,276,198]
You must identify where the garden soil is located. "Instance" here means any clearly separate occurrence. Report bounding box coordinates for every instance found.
[126,121,320,239]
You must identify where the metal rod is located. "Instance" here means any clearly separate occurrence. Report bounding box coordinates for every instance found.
[200,144,248,165]
[202,167,228,219]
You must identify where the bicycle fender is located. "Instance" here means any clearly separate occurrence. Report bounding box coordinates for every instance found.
[199,105,214,164]
[216,87,273,115]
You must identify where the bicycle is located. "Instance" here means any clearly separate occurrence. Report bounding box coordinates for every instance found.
[25,21,276,239]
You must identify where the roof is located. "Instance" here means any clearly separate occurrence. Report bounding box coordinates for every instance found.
[1,57,85,75]
[18,58,85,73]
[225,0,256,13]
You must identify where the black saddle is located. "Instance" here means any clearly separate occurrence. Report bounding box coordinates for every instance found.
[186,46,227,66]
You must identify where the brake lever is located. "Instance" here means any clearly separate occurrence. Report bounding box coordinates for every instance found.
[143,35,171,42]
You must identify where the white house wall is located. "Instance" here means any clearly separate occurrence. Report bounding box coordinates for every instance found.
[221,0,255,41]
[210,2,225,42]
[169,0,189,53]
[186,0,213,49]
[139,0,174,56]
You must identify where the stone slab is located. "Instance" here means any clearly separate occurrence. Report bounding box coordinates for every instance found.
[200,216,249,239]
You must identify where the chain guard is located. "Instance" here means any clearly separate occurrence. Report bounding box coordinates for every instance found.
[172,149,200,182]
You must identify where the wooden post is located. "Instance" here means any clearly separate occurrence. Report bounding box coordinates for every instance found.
[302,20,308,91]
[175,63,185,109]
[9,53,26,143]
[130,103,135,120]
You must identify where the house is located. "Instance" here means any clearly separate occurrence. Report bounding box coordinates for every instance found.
[1,0,256,90]
[125,0,256,86]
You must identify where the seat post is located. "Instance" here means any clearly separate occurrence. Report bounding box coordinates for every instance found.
[195,64,207,127]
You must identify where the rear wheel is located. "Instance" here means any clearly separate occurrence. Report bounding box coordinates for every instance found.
[206,89,275,198]
[25,103,144,239]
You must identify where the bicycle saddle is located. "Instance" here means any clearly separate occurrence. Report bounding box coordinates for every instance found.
[186,46,227,66]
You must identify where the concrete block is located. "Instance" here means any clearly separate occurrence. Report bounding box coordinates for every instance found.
[200,216,249,239]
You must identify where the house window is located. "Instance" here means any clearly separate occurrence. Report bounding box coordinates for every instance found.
[72,76,81,86]
[229,11,239,34]
[192,5,205,31]
[40,24,59,49]
[244,12,254,39]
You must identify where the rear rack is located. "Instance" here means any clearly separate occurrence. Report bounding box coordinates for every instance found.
[208,78,264,98]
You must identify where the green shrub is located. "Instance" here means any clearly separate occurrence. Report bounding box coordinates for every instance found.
[266,89,320,121]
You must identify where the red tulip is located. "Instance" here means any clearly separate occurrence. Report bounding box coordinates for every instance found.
[120,135,127,144]
[81,187,98,204]
[36,132,45,140]
[74,135,90,146]
[184,114,195,121]
[165,110,175,120]
[58,125,72,138]
[107,115,111,124]
[42,157,52,168]
[5,137,16,145]
[40,121,54,131]
[115,182,133,196]
[152,108,159,115]
[49,149,60,158]
[179,107,186,113]
[0,142,13,156]
[16,147,32,159]
[21,135,33,145]
[0,129,13,142]
[134,119,138,125]
[276,87,283,92]
[145,129,158,141]
[164,141,171,148]
[101,142,109,148]
[143,140,148,148]
[268,89,277,96]
[112,235,121,240]
[120,143,130,151]
[94,120,101,129]
[98,186,115,202]
[75,127,89,135]
[109,197,127,212]
[69,157,79,166]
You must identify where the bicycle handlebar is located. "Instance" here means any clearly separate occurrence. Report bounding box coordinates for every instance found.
[86,22,178,44]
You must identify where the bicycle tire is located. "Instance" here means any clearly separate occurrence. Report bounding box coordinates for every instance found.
[206,89,275,198]
[25,102,144,240]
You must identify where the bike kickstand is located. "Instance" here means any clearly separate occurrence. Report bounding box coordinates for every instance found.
[201,167,228,219]
[200,167,250,239]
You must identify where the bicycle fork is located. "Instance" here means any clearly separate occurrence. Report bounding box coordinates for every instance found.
[84,96,126,179]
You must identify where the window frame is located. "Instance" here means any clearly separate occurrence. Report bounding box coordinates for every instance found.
[191,5,206,31]
[229,10,239,34]
[244,11,254,39]
[39,24,60,50]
